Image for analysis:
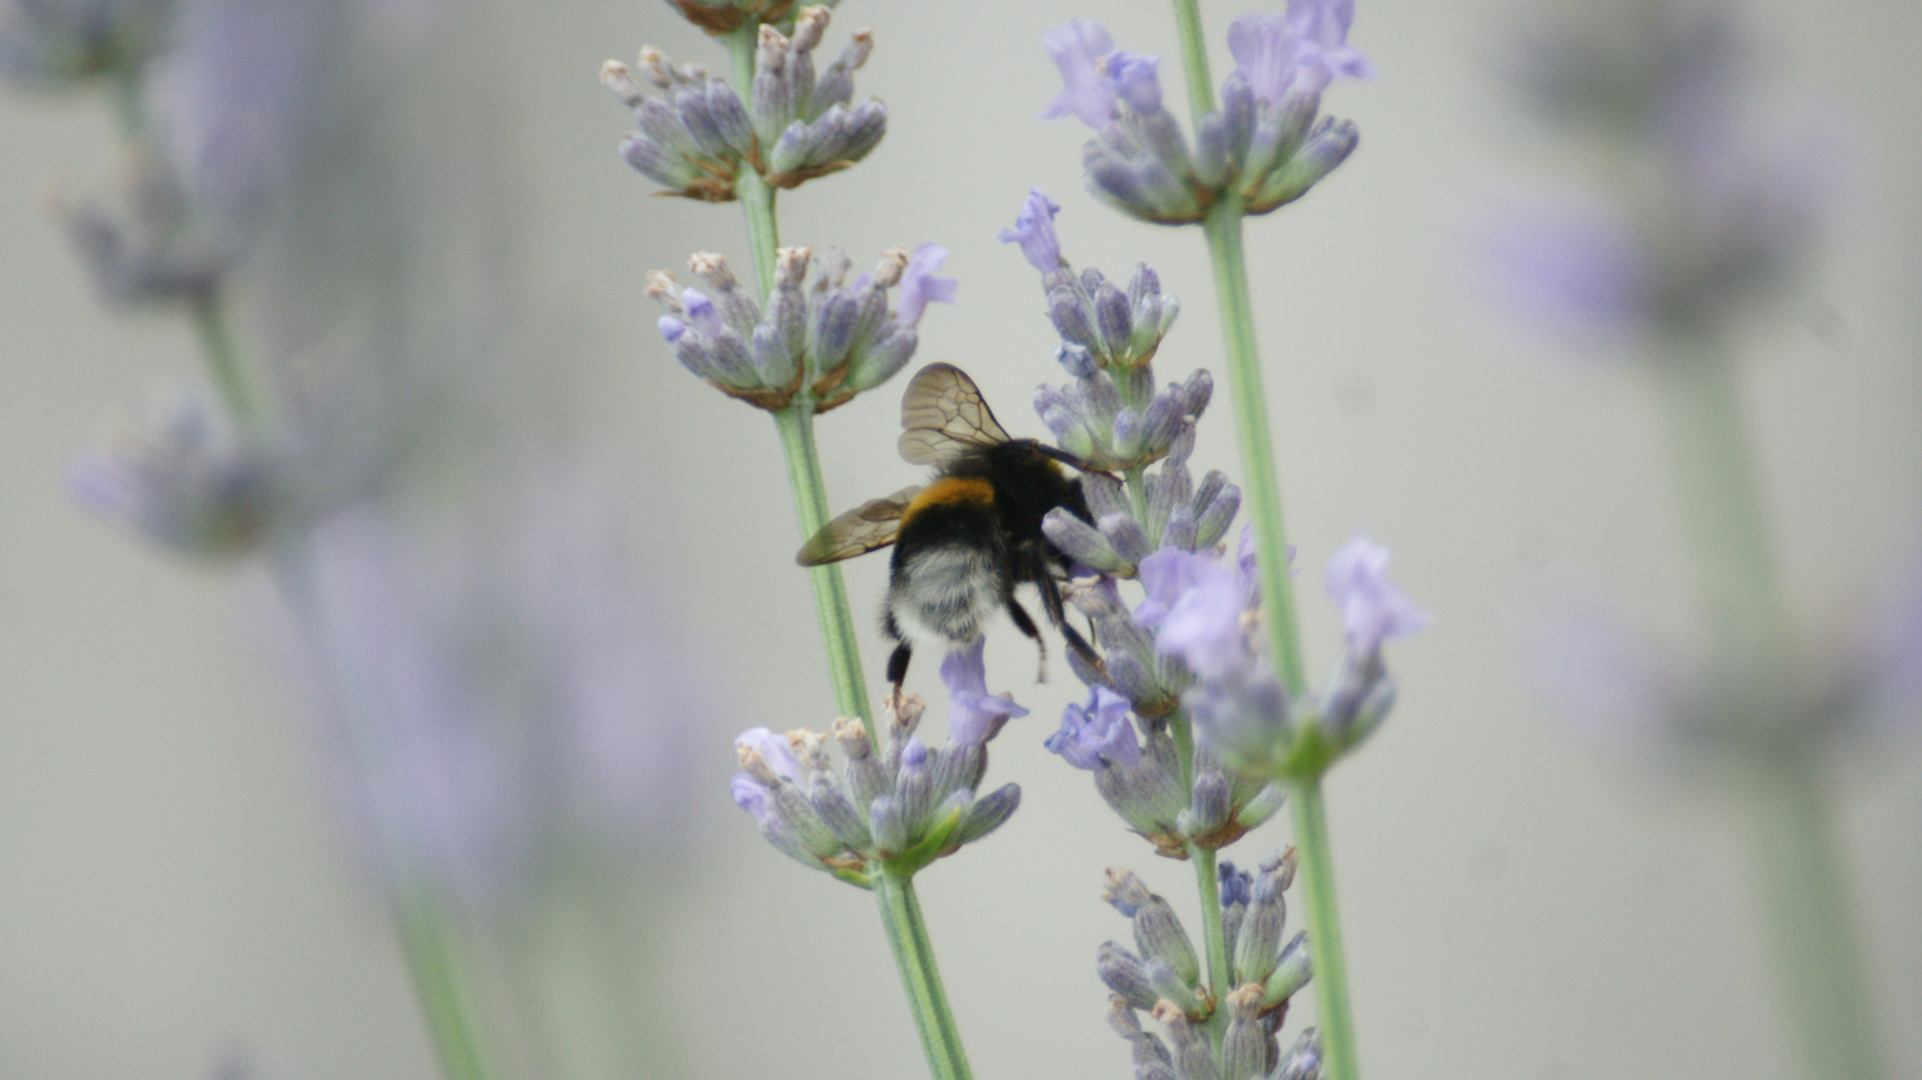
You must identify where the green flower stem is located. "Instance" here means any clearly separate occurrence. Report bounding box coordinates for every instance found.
[1200,200,1310,696]
[393,886,510,1080]
[772,403,875,730]
[726,27,780,297]
[1744,756,1887,1080]
[1289,780,1359,1080]
[1650,342,1886,1080]
[1189,844,1230,1021]
[190,288,266,435]
[719,26,971,1080]
[1169,0,1218,120]
[874,868,975,1080]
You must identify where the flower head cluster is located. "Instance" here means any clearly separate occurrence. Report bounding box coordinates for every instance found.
[1002,192,1205,473]
[1159,534,1426,778]
[649,244,951,412]
[1039,2,1371,225]
[1472,0,1842,346]
[0,0,173,86]
[1099,858,1320,1080]
[731,648,1024,886]
[604,7,881,200]
[65,383,279,556]
[51,140,240,305]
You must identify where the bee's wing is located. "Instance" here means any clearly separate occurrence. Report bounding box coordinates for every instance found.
[897,362,1012,466]
[796,486,924,566]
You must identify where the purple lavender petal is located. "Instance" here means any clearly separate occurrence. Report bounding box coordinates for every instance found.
[1040,18,1118,127]
[1137,548,1246,678]
[1104,51,1164,115]
[1045,685,1143,770]
[998,188,1065,273]
[1285,0,1376,94]
[1227,13,1298,105]
[1324,534,1428,655]
[942,637,1029,745]
[895,243,958,327]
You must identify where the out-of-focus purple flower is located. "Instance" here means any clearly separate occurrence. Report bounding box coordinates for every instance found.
[66,383,277,555]
[943,637,1029,745]
[1468,188,1651,345]
[1227,13,1297,105]
[286,468,706,906]
[1529,601,1680,755]
[0,0,175,86]
[1286,0,1375,93]
[1104,50,1163,114]
[998,188,1064,273]
[1138,547,1247,678]
[1325,534,1428,655]
[894,243,957,328]
[730,772,773,824]
[1040,18,1116,127]
[1046,685,1142,770]
[735,726,801,781]
[682,288,723,336]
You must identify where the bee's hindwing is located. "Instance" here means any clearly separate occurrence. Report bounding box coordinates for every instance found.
[796,485,925,566]
[897,362,1012,466]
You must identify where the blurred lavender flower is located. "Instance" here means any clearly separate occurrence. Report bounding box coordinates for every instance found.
[998,187,1063,273]
[0,0,173,85]
[286,470,704,905]
[1325,534,1429,655]
[1099,856,1314,1072]
[1038,5,1371,224]
[1046,684,1141,770]
[1469,0,1845,347]
[49,139,239,305]
[650,245,939,411]
[605,7,882,199]
[729,690,1022,885]
[65,382,277,555]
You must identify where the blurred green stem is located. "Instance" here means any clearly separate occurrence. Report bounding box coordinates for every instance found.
[1288,780,1359,1080]
[191,288,266,435]
[394,887,510,1080]
[874,869,975,1080]
[1650,342,1886,1080]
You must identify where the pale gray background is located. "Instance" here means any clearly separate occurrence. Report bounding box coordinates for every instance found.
[2,0,1919,1078]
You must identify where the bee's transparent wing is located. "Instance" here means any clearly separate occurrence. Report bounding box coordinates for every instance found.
[897,362,1012,466]
[795,486,924,565]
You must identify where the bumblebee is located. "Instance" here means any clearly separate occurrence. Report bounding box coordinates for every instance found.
[798,362,1103,692]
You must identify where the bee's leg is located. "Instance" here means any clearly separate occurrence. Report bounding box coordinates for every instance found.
[1006,596,1048,683]
[1034,567,1106,677]
[886,642,913,699]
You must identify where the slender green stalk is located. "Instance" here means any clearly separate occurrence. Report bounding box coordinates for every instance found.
[1168,0,1218,120]
[1743,755,1886,1080]
[874,869,975,1080]
[1289,781,1358,1080]
[1199,201,1309,696]
[717,24,972,1080]
[1649,340,1886,1080]
[393,887,510,1080]
[726,27,780,296]
[190,288,266,434]
[773,404,875,730]
[1189,845,1230,1018]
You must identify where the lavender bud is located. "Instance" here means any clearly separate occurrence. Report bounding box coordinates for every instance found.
[1277,1030,1321,1080]
[1104,652,1161,708]
[848,326,918,392]
[1081,472,1132,522]
[1220,986,1269,1080]
[811,290,860,370]
[1194,111,1231,189]
[1145,957,1205,1018]
[1235,782,1285,831]
[1139,389,1184,458]
[1094,281,1133,356]
[1099,942,1159,1009]
[953,782,1020,845]
[707,81,755,157]
[1234,881,1286,986]
[1161,505,1198,553]
[1260,932,1312,1009]
[809,776,872,849]
[1057,343,1100,378]
[1100,512,1152,566]
[1195,479,1240,550]
[837,100,888,162]
[1130,893,1200,986]
[1181,768,1232,841]
[769,119,814,176]
[709,327,758,384]
[1046,508,1124,573]
[1152,1002,1217,1078]
[1252,117,1360,213]
[930,741,986,804]
[895,739,932,830]
[1051,289,1100,350]
[869,796,907,854]
[621,135,693,189]
[769,781,843,857]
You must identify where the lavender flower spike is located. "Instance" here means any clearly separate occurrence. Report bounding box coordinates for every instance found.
[998,188,1064,273]
[894,243,957,327]
[1046,685,1143,770]
[943,637,1029,745]
[1039,18,1116,127]
[1325,533,1428,655]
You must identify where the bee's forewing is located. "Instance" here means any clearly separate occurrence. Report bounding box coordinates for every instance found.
[897,362,1012,466]
[795,486,925,565]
